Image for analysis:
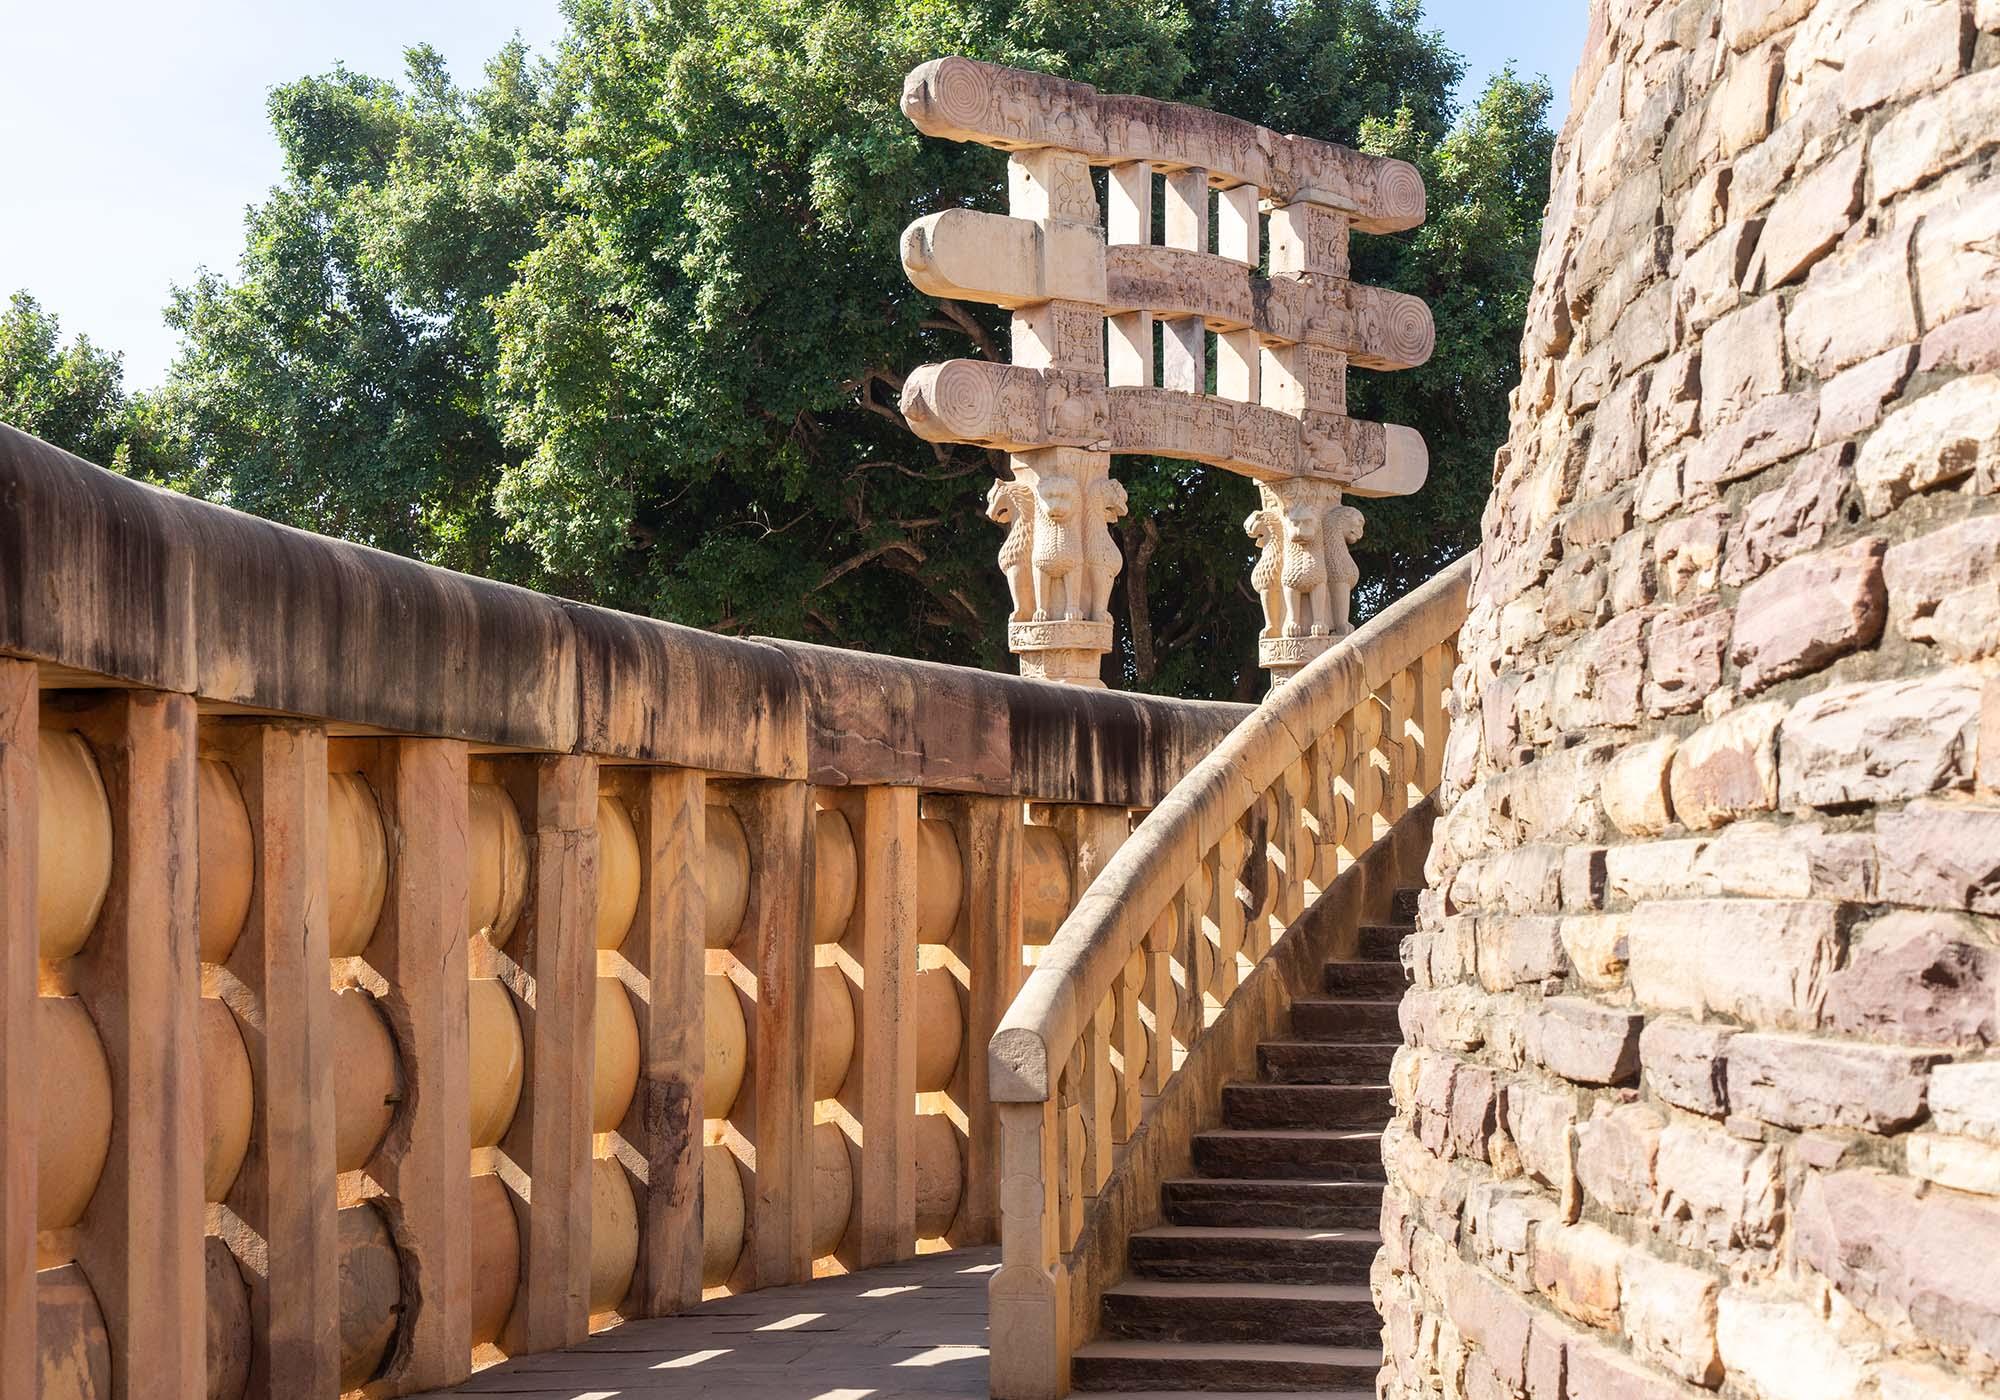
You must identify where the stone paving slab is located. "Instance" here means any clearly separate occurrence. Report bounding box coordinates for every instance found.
[410,1248,999,1399]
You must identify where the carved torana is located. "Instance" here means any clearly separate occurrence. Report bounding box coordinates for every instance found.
[894,56,1432,688]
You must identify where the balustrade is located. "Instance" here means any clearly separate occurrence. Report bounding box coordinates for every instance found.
[986,556,1470,1398]
[0,423,1249,1400]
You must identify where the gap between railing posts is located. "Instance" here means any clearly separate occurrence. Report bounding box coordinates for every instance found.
[985,554,1472,1400]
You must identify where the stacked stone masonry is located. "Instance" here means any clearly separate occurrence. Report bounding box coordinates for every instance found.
[1386,1,2000,1397]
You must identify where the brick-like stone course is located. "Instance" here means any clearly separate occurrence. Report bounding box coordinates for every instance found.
[1379,4,2000,1395]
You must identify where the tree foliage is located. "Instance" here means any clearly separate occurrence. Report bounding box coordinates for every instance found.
[65,0,1554,698]
[0,293,179,477]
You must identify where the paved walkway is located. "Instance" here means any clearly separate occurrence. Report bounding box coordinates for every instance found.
[415,1247,997,1399]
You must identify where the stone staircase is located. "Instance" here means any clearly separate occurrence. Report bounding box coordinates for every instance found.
[1069,886,1418,1396]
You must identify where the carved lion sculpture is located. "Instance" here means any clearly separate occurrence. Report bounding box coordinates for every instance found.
[1327,503,1365,635]
[1281,508,1329,637]
[1086,478,1128,624]
[1245,506,1284,640]
[986,478,1036,623]
[1029,475,1083,622]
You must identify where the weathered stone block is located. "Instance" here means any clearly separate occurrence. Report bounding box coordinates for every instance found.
[1699,295,1785,426]
[1553,609,1650,731]
[1563,1333,1685,1399]
[1833,0,1972,114]
[1451,1063,1501,1162]
[1640,1016,1735,1117]
[1683,388,1818,496]
[1479,844,1567,914]
[1620,1249,1721,1386]
[1721,445,1853,584]
[1645,601,1729,714]
[1914,186,2000,331]
[1627,898,1842,1027]
[1751,139,1862,289]
[1716,1289,1866,1400]
[1643,349,1701,456]
[1602,735,1678,836]
[1657,1120,1783,1253]
[1874,68,2000,201]
[1530,996,1643,1085]
[1477,915,1568,991]
[1560,912,1631,989]
[1883,513,2000,641]
[1532,1220,1626,1328]
[1921,305,2000,377]
[1930,580,2000,662]
[1655,507,1727,598]
[1786,232,1918,378]
[1506,1077,1577,1193]
[1823,910,1998,1047]
[1694,819,1878,901]
[1668,700,1784,828]
[1779,668,1981,807]
[1576,1100,1664,1217]
[1606,838,1720,904]
[1730,537,1886,692]
[1526,1311,1575,1398]
[1933,1060,2000,1141]
[1446,1265,1534,1387]
[1795,1169,2000,1363]
[1725,1032,1940,1132]
[1816,348,1917,448]
[1908,1132,2000,1196]
[1876,799,2000,913]
[1855,375,2000,517]
[1610,528,1658,612]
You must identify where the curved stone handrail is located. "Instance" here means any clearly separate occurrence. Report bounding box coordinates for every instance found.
[992,554,1472,1100]
[984,552,1471,1399]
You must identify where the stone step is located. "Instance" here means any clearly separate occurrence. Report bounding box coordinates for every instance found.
[1258,1040,1402,1085]
[1291,998,1404,1042]
[1098,1279,1383,1347]
[1071,1339,1383,1392]
[1323,959,1411,998]
[1222,1082,1393,1131]
[1193,1128,1386,1182]
[1393,886,1422,923]
[1126,1225,1383,1284]
[1163,1177,1385,1230]
[1356,924,1409,961]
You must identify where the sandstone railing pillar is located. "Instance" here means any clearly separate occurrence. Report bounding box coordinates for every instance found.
[989,1097,1069,1400]
[0,660,34,1400]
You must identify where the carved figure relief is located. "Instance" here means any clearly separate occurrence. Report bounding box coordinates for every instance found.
[1246,506,1284,639]
[1281,508,1329,637]
[1086,477,1129,624]
[1029,474,1083,622]
[1326,503,1365,635]
[987,478,1037,622]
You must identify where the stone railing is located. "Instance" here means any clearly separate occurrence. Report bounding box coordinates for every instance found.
[985,553,1472,1397]
[0,423,1253,1400]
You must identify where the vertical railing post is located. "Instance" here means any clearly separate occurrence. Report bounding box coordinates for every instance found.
[728,781,815,1287]
[935,795,1023,1247]
[208,719,341,1398]
[990,1096,1069,1400]
[606,768,705,1317]
[490,754,598,1355]
[0,660,35,1399]
[352,738,475,1391]
[68,690,205,1400]
[831,784,919,1269]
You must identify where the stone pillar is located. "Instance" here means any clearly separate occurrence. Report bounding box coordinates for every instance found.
[992,147,1121,687]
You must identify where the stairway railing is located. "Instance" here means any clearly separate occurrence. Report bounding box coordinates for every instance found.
[986,555,1473,1398]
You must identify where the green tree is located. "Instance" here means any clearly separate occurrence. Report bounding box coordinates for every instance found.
[0,292,181,476]
[161,0,1553,698]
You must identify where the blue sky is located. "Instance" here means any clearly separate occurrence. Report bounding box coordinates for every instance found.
[0,1,1584,391]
